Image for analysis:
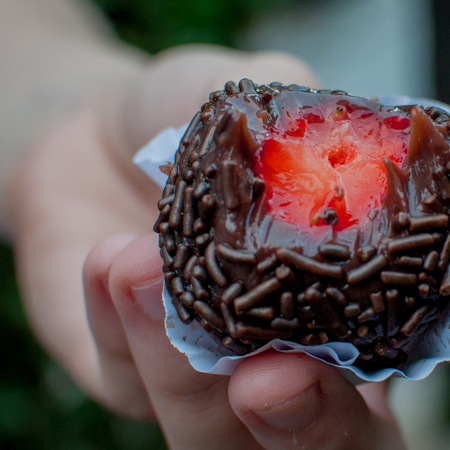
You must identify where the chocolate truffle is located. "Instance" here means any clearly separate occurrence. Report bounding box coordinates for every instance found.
[154,79,450,370]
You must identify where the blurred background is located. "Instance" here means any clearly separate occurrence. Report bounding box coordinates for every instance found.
[1,0,450,449]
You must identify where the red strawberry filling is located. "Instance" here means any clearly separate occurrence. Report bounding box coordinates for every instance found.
[257,99,410,231]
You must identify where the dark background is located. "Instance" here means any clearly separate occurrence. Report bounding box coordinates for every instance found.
[1,1,449,449]
[433,0,450,104]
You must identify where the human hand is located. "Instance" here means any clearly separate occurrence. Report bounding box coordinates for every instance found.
[84,232,407,449]
[10,43,406,448]
[9,43,316,414]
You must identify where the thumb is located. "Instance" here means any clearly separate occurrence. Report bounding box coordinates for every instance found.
[228,352,407,450]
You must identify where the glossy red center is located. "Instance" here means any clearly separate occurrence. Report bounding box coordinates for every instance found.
[256,100,410,231]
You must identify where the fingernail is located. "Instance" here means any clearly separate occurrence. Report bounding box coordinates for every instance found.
[251,381,321,431]
[131,277,165,321]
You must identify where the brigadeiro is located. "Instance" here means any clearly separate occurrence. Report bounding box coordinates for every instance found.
[153,79,450,371]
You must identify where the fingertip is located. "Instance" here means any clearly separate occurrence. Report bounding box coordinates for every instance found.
[229,351,335,422]
[83,233,139,287]
[84,233,139,348]
[229,351,376,449]
[108,232,162,299]
[82,233,156,420]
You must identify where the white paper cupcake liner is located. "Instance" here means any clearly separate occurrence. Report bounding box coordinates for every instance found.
[134,94,450,383]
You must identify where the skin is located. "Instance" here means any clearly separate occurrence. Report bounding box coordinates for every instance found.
[9,45,407,449]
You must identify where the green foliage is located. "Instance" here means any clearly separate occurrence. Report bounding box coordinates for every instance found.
[0,241,167,449]
[92,0,273,54]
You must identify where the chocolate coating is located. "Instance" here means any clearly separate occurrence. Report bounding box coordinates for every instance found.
[155,79,450,371]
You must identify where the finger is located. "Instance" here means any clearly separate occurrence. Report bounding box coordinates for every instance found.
[357,380,405,444]
[103,45,319,163]
[358,381,392,418]
[108,233,262,450]
[229,352,407,450]
[83,233,153,418]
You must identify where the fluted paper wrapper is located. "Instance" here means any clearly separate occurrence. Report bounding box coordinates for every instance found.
[134,96,450,383]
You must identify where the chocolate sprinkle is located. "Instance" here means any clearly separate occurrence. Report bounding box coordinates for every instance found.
[160,222,177,255]
[276,248,343,279]
[222,336,248,354]
[182,187,195,237]
[438,234,450,271]
[191,277,209,299]
[275,265,299,287]
[392,212,410,231]
[220,303,237,338]
[319,243,350,261]
[169,180,187,229]
[300,334,320,346]
[388,234,435,254]
[280,291,295,319]
[198,124,217,157]
[173,245,190,270]
[386,289,400,336]
[220,282,243,306]
[224,81,239,94]
[161,245,174,268]
[440,266,450,296]
[235,322,293,341]
[173,296,192,324]
[195,233,210,249]
[153,204,171,233]
[357,308,375,323]
[401,305,437,336]
[423,195,447,214]
[419,283,431,298]
[271,317,300,329]
[180,291,195,308]
[370,291,385,313]
[434,166,450,200]
[191,265,208,283]
[164,270,176,290]
[256,254,278,274]
[163,183,175,198]
[357,246,376,262]
[325,287,347,306]
[375,343,398,359]
[216,244,256,264]
[194,301,226,332]
[193,218,207,235]
[347,254,388,285]
[184,255,198,281]
[344,303,361,318]
[423,250,439,272]
[381,271,418,286]
[234,278,282,314]
[193,180,209,199]
[205,242,228,287]
[171,277,185,296]
[395,256,423,268]
[409,214,449,232]
[157,193,175,210]
[181,112,201,146]
[201,193,216,210]
[245,306,275,320]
